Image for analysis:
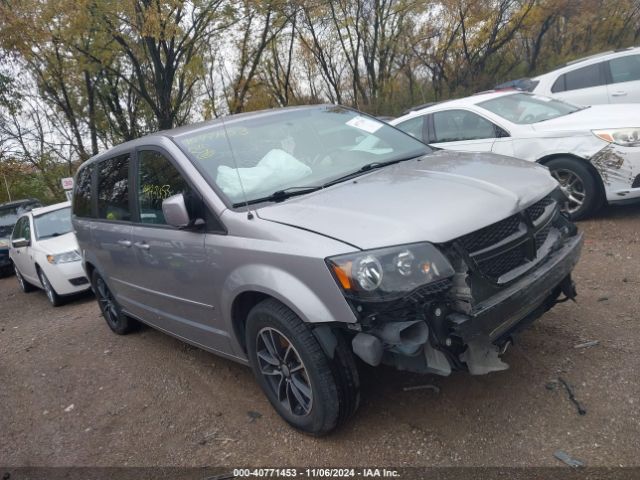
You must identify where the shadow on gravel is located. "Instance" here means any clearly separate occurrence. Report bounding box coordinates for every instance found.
[587,201,640,221]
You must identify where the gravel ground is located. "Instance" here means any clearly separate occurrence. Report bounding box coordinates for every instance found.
[1,203,639,468]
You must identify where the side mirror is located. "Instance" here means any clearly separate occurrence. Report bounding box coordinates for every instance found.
[162,193,192,228]
[12,237,30,248]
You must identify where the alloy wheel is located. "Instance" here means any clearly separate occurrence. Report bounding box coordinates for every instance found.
[256,327,313,416]
[551,168,586,214]
[95,277,119,328]
[39,272,55,304]
[15,267,26,291]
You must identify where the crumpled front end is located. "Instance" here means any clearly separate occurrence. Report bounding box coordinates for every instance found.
[346,190,583,376]
[591,144,640,203]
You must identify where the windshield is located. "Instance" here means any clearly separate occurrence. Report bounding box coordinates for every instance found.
[478,93,582,125]
[0,207,20,238]
[174,106,430,206]
[34,207,73,240]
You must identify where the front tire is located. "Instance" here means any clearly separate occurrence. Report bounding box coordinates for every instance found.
[91,270,137,334]
[38,268,63,307]
[15,265,37,293]
[547,157,601,220]
[246,299,360,436]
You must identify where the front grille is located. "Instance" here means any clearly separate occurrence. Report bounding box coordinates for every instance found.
[453,194,557,282]
[458,215,520,252]
[477,245,527,278]
[535,223,552,250]
[526,196,554,222]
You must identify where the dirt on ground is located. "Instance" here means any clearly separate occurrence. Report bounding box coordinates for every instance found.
[1,204,639,468]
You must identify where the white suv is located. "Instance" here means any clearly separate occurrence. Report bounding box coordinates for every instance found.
[529,47,640,105]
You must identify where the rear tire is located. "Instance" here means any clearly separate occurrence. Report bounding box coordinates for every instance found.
[546,157,601,220]
[37,268,63,307]
[246,299,360,436]
[91,270,138,334]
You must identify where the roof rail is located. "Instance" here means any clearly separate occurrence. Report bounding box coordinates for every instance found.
[549,47,638,70]
[565,51,612,66]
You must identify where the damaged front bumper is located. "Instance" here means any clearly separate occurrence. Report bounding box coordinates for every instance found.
[451,231,582,374]
[591,144,640,203]
[348,198,583,376]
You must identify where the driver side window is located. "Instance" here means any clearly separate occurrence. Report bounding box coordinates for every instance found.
[137,150,192,225]
[432,110,496,142]
[13,217,30,241]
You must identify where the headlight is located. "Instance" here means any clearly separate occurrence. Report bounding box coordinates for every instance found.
[593,128,640,147]
[326,243,454,302]
[46,250,81,264]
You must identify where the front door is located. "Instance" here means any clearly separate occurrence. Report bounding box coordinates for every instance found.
[428,109,513,155]
[11,216,38,284]
[128,147,230,353]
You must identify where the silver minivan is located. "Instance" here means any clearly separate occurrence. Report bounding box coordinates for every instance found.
[72,105,583,435]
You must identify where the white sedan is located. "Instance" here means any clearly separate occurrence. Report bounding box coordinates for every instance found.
[9,201,90,306]
[391,91,640,219]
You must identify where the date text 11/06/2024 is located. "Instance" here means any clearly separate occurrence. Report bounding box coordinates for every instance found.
[232,468,401,477]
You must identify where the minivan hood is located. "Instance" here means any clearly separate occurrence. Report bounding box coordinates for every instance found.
[532,104,639,132]
[256,151,557,250]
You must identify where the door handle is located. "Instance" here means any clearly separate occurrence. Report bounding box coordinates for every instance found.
[117,240,132,247]
[134,241,150,250]
[611,91,627,97]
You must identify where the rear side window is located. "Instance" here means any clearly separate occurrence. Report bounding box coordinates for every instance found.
[97,154,131,221]
[137,150,192,225]
[552,63,605,92]
[608,55,640,84]
[73,165,93,218]
[432,110,496,142]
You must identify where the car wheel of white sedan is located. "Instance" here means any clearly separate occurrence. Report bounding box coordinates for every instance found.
[547,157,600,220]
[38,268,63,307]
[15,265,37,293]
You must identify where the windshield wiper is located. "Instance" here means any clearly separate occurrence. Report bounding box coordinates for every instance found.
[323,153,425,188]
[232,153,425,208]
[232,186,322,207]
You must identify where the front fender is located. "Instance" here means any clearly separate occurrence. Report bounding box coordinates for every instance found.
[221,263,356,329]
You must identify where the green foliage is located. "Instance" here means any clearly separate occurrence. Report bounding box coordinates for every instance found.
[0,159,67,205]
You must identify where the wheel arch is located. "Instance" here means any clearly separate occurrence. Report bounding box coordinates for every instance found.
[84,261,96,281]
[224,264,355,354]
[230,290,272,353]
[537,153,607,205]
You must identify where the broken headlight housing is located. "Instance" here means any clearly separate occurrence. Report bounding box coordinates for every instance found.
[326,242,454,302]
[593,128,640,147]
